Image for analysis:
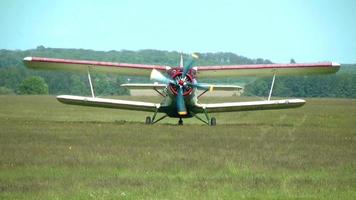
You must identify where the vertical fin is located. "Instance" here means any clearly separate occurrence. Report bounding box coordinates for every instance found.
[180,53,183,68]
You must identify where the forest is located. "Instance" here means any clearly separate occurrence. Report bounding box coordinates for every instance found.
[0,46,355,98]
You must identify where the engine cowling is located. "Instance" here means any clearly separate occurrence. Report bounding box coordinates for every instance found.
[168,68,194,96]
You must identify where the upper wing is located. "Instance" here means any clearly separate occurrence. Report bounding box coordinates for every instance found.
[57,95,160,112]
[195,62,340,78]
[193,99,305,113]
[23,57,168,76]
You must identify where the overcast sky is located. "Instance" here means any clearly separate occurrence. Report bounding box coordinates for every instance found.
[1,0,355,63]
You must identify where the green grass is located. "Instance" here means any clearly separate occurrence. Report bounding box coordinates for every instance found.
[0,95,355,199]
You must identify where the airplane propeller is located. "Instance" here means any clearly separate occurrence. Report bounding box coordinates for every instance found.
[150,68,188,115]
[150,53,201,116]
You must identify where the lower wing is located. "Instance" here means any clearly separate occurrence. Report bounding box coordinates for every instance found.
[193,99,305,113]
[57,95,160,112]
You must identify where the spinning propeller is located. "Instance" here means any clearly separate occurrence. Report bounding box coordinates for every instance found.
[150,53,207,116]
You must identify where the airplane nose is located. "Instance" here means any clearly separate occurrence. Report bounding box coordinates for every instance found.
[178,79,184,86]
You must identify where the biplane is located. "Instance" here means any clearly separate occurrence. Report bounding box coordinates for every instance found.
[23,54,340,125]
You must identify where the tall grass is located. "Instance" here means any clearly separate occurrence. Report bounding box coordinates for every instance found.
[0,96,355,199]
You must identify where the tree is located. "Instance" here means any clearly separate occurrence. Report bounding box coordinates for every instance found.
[0,48,355,98]
[116,76,130,95]
[19,76,49,95]
[69,74,87,95]
[0,86,13,95]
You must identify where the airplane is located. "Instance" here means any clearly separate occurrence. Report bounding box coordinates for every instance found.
[23,54,340,125]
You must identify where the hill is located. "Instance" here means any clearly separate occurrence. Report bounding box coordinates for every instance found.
[0,46,355,97]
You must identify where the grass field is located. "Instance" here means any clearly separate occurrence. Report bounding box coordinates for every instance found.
[0,95,355,199]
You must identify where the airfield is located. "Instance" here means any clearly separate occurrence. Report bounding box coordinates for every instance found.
[0,95,355,199]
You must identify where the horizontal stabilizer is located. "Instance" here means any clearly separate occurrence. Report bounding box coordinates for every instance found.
[121,83,166,90]
[194,99,305,113]
[198,84,243,91]
[57,95,159,112]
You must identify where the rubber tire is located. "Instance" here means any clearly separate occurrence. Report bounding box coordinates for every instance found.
[178,118,183,125]
[210,117,216,126]
[145,116,151,125]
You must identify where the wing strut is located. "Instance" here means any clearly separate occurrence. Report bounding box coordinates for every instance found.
[268,72,276,101]
[198,89,209,99]
[87,67,95,98]
[154,88,165,97]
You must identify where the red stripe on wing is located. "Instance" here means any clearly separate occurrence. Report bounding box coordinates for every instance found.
[196,62,339,70]
[30,57,167,70]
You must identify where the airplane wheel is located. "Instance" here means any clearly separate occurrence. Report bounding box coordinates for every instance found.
[178,118,183,125]
[210,117,216,126]
[145,116,151,125]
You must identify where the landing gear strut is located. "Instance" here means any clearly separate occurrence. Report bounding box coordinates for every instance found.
[145,106,168,125]
[145,114,168,125]
[178,118,183,125]
[191,110,217,126]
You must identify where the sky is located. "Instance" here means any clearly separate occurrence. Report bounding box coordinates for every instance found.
[0,0,355,63]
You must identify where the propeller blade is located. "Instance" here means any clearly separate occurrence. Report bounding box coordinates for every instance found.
[191,52,199,59]
[182,60,194,78]
[176,86,187,115]
[150,69,175,85]
[182,53,199,78]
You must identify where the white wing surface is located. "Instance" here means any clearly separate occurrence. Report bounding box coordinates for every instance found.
[57,95,160,112]
[194,99,305,113]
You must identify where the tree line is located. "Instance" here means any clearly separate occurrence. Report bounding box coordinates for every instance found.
[0,46,355,98]
[243,72,356,98]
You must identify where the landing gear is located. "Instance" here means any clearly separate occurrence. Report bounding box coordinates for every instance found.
[145,116,151,125]
[178,118,183,125]
[190,110,217,126]
[210,117,216,126]
[145,114,167,125]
